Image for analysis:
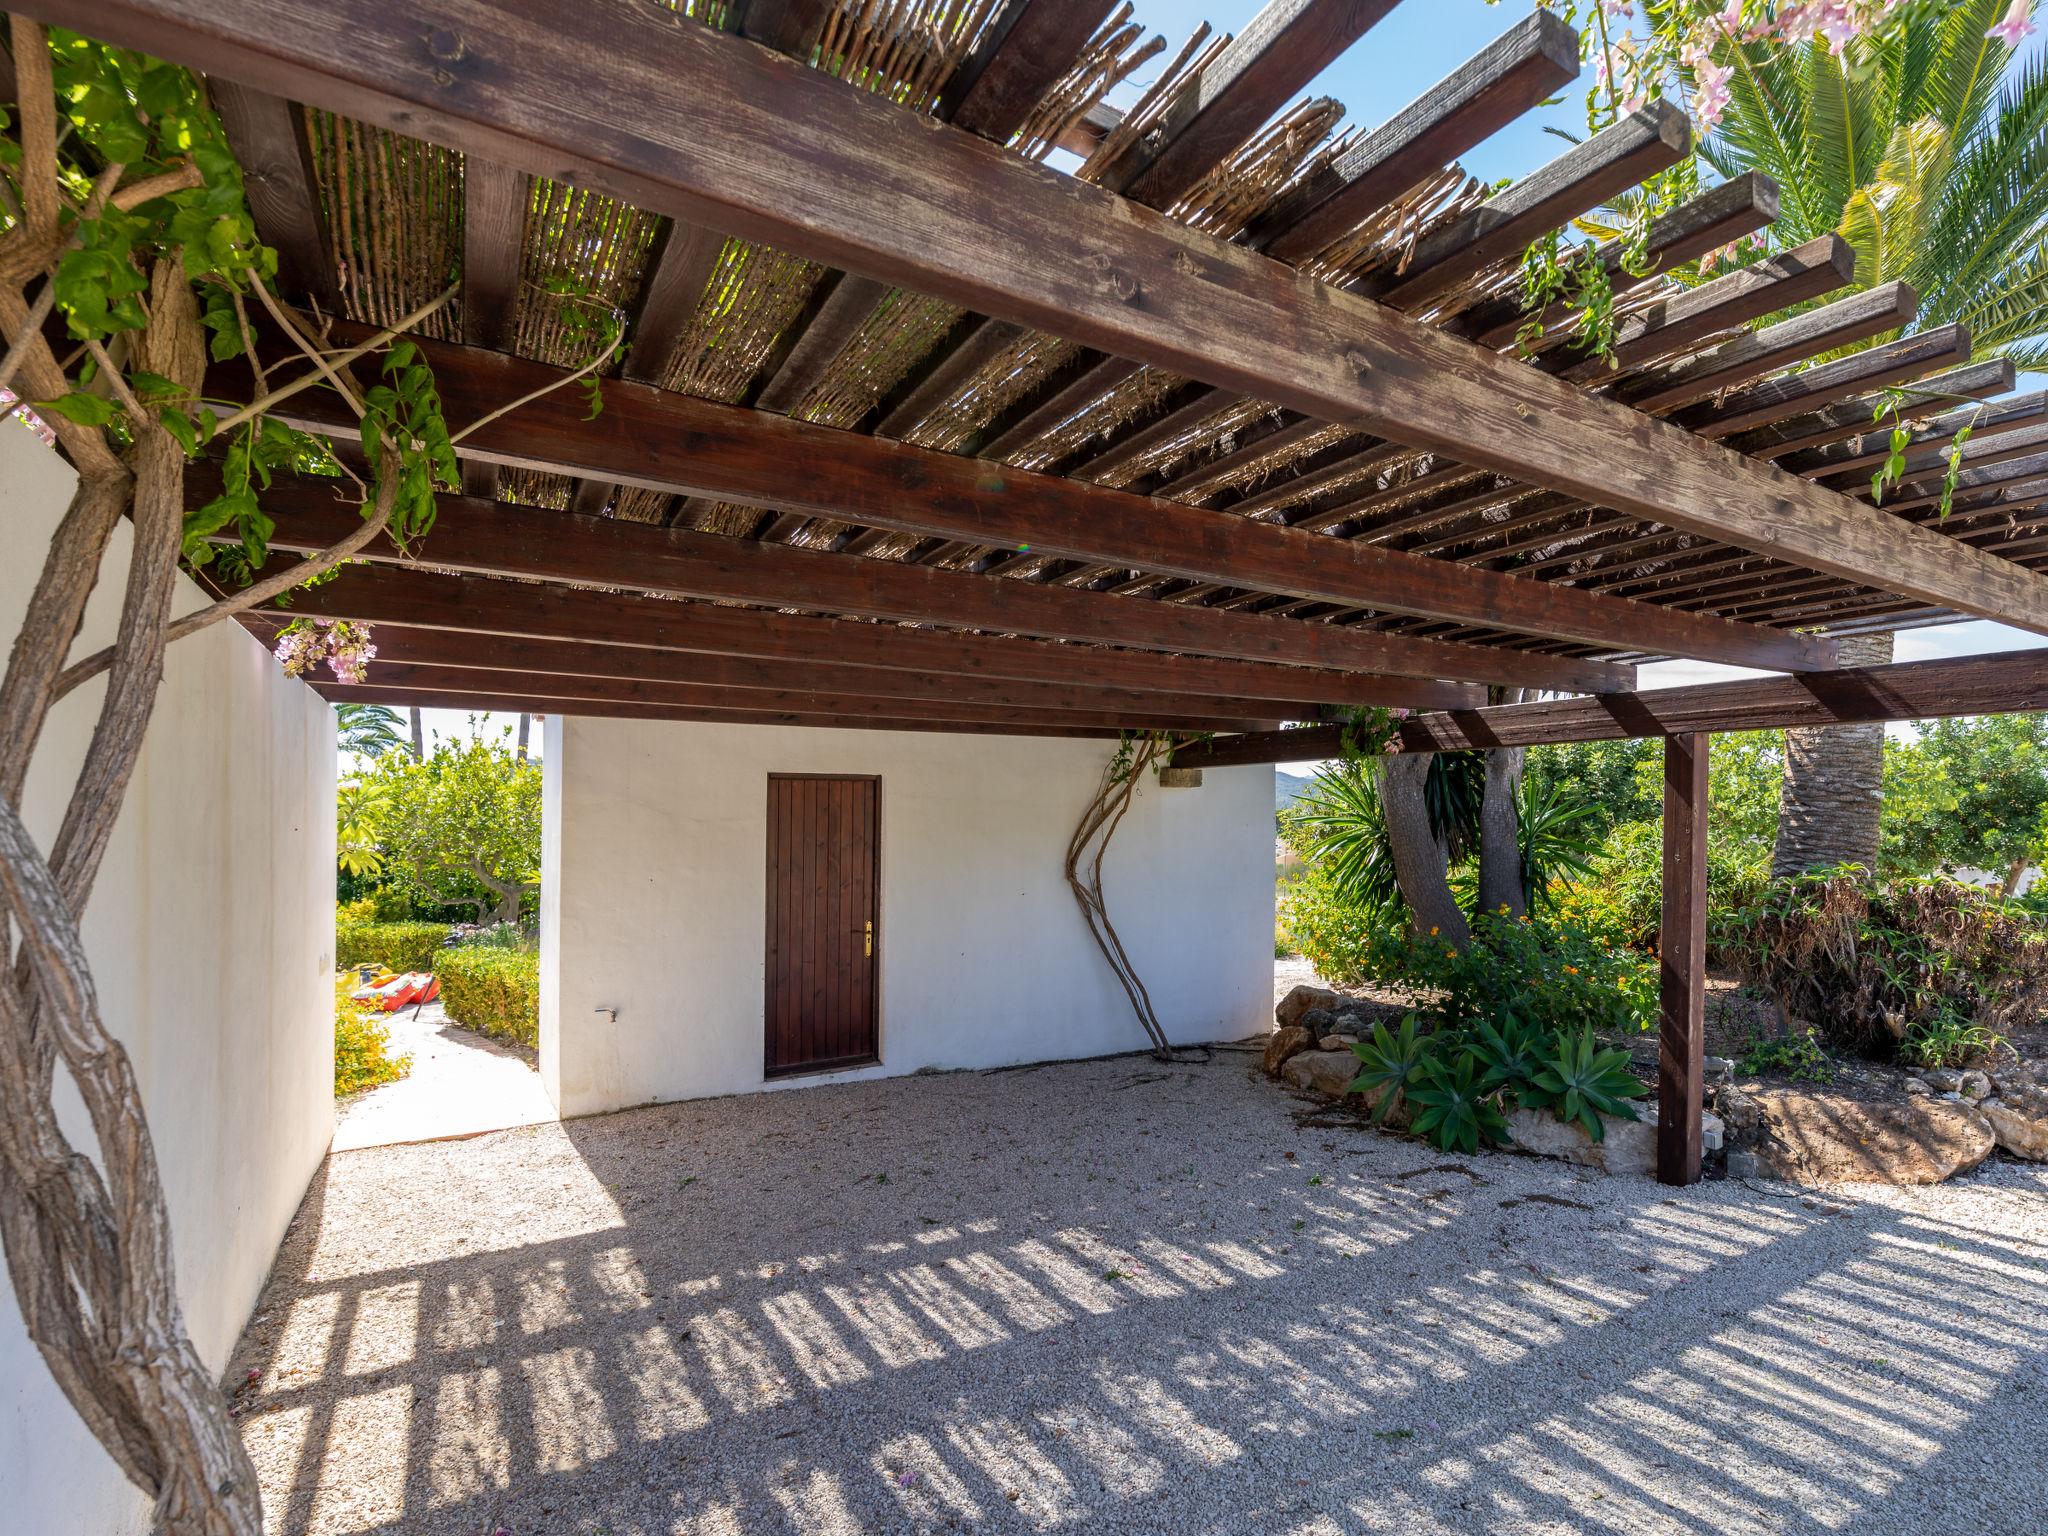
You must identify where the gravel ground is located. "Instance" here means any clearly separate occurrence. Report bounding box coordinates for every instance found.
[230,1053,2048,1536]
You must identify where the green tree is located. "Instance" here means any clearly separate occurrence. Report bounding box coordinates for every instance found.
[1525,737,1660,840]
[1691,2,2046,874]
[354,724,542,923]
[335,702,405,759]
[1704,0,2048,368]
[1882,712,2048,887]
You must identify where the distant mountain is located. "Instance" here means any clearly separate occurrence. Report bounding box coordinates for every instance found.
[1276,770,1313,813]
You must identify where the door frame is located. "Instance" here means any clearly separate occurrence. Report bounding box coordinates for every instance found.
[762,772,881,1079]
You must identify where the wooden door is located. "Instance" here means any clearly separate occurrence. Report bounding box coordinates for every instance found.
[765,775,879,1076]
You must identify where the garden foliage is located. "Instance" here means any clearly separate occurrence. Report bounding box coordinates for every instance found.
[334,921,449,974]
[1718,871,2048,1067]
[333,976,410,1097]
[436,945,541,1048]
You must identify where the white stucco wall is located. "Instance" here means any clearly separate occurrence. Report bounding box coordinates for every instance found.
[0,422,335,1533]
[542,715,1273,1116]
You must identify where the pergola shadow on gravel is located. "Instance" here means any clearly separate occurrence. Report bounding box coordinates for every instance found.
[228,1054,2048,1536]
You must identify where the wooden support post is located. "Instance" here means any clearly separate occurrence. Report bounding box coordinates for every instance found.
[1657,731,1709,1187]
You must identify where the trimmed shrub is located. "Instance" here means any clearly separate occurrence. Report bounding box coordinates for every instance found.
[335,921,449,973]
[437,947,540,1048]
[1718,871,2048,1066]
[334,976,410,1097]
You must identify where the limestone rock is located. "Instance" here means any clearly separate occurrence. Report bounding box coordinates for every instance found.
[1280,1048,1361,1099]
[1749,1086,1995,1185]
[1716,1087,1764,1132]
[1317,1033,1359,1052]
[1263,1025,1313,1076]
[1958,1069,1993,1102]
[1276,984,1342,1031]
[1505,1104,1723,1177]
[1923,1066,1964,1094]
[1902,1077,1933,1097]
[1299,1008,1336,1038]
[1979,1083,2048,1161]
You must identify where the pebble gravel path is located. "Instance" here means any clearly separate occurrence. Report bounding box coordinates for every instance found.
[229,1051,2048,1535]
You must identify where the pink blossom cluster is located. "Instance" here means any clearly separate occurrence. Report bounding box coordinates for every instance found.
[273,619,377,684]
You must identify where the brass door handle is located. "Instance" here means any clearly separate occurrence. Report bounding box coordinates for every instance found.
[864,920,873,957]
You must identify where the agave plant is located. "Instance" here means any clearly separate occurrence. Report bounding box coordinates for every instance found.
[1525,1028,1649,1143]
[1346,1016,1439,1126]
[1407,1053,1511,1156]
[1465,1012,1549,1109]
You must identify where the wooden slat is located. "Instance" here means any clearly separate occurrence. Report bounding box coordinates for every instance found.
[753,270,891,414]
[1554,235,1855,383]
[236,326,1830,672]
[1657,731,1707,1188]
[1791,387,2046,479]
[269,562,1486,709]
[942,0,1120,140]
[1254,9,1579,263]
[1097,0,1402,207]
[1362,102,1690,313]
[206,81,338,310]
[231,473,1632,691]
[1170,648,2048,764]
[1680,325,1971,438]
[1735,361,2016,461]
[70,0,2048,634]
[873,319,1027,438]
[320,681,1129,737]
[239,611,1337,719]
[1616,280,1916,415]
[1454,172,1780,348]
[739,0,834,55]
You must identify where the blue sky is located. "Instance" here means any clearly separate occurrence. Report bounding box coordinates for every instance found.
[424,0,2045,759]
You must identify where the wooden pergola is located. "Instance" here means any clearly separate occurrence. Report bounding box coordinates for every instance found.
[28,0,2048,1183]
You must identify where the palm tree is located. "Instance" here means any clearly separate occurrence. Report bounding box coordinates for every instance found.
[334,702,405,759]
[1698,1,2048,873]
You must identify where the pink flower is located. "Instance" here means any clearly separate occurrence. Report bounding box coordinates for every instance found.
[1691,56,1734,131]
[1990,1,2036,47]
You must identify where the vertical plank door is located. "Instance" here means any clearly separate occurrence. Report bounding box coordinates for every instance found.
[765,775,879,1076]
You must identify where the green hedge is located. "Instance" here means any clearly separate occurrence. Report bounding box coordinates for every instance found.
[335,921,450,973]
[437,947,540,1048]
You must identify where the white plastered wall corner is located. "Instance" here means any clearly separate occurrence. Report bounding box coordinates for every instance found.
[0,420,337,1534]
[540,713,1274,1117]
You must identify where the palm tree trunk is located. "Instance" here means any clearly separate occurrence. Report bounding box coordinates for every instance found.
[516,712,530,763]
[407,706,423,760]
[1477,747,1527,918]
[1375,753,1469,943]
[1772,632,1894,878]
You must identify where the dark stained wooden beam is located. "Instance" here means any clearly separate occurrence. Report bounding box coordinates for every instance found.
[240,610,1342,719]
[1170,647,2048,765]
[273,562,1487,709]
[236,324,1828,672]
[1361,102,1691,313]
[206,80,338,311]
[301,657,1285,732]
[942,0,1121,141]
[1657,731,1707,1188]
[459,156,528,498]
[221,471,1633,691]
[316,682,1127,738]
[64,0,2048,634]
[1096,0,1401,208]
